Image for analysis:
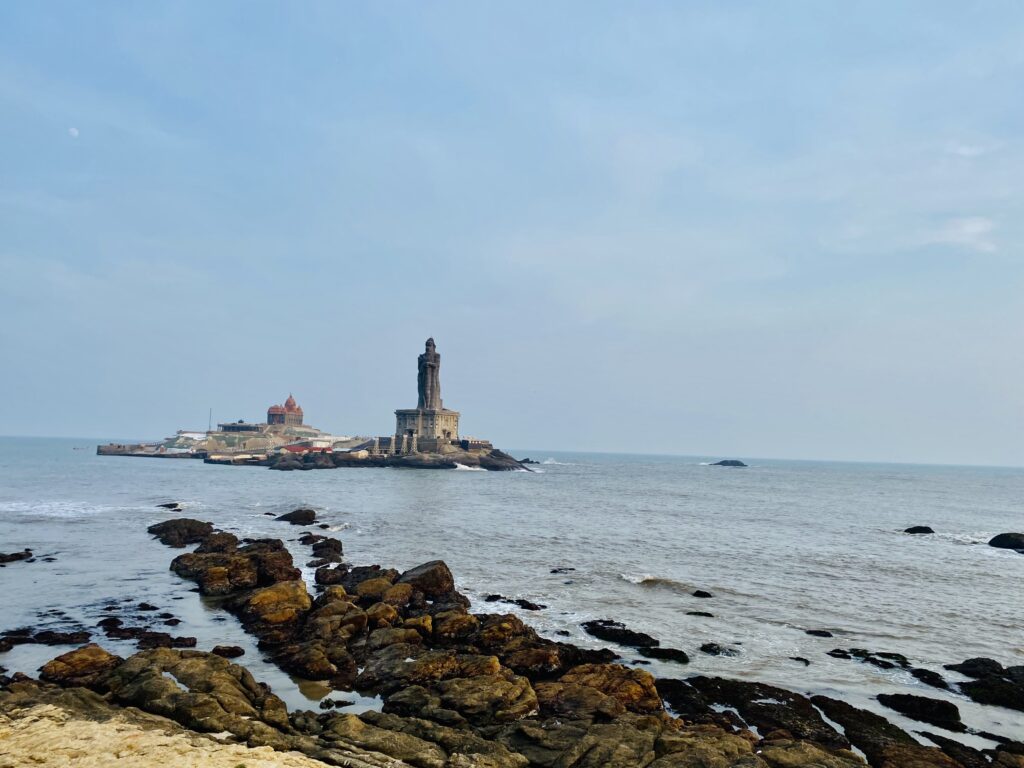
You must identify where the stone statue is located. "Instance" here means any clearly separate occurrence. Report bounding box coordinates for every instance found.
[417,338,442,410]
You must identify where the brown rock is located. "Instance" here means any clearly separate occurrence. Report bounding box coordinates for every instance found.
[355,577,394,600]
[434,611,479,642]
[382,583,414,607]
[535,680,626,720]
[559,663,663,714]
[366,602,400,628]
[397,560,455,598]
[39,644,123,689]
[147,518,214,548]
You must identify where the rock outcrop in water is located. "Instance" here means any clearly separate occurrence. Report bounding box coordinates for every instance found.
[988,532,1024,551]
[6,516,1024,768]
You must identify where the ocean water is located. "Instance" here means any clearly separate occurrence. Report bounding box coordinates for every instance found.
[1,437,1022,743]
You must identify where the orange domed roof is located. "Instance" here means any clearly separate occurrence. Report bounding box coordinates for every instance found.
[284,394,298,412]
[268,404,285,415]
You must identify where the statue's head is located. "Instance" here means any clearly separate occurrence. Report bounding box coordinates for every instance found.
[425,337,436,351]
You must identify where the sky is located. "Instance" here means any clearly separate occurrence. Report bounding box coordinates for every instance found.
[0,2,1022,466]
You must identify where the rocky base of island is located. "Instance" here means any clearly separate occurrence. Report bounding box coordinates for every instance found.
[2,515,1024,768]
[255,446,529,472]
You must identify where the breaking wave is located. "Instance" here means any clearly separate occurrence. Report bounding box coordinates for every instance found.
[619,573,692,593]
[453,463,485,471]
[0,500,121,519]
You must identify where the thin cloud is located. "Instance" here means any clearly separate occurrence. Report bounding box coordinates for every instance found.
[927,216,996,253]
[68,127,79,138]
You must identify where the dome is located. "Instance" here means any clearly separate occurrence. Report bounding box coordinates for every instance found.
[267,404,285,415]
[284,394,298,412]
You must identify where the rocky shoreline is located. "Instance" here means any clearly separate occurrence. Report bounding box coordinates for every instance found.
[2,513,1023,767]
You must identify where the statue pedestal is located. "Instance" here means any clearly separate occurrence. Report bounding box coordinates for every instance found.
[395,408,460,447]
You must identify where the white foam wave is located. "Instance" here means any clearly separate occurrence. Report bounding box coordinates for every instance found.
[453,463,485,471]
[0,500,119,519]
[542,458,573,465]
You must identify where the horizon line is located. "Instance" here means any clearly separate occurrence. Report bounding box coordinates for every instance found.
[1,433,1021,472]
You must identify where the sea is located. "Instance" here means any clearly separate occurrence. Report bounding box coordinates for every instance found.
[1,436,1022,744]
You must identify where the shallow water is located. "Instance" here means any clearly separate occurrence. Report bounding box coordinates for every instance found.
[1,437,1022,742]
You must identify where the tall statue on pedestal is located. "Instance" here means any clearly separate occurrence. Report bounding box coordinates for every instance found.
[417,338,442,410]
[396,337,459,447]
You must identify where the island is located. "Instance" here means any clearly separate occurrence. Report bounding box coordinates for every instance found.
[98,339,527,472]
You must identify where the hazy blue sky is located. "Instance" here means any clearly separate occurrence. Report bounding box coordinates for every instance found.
[1,2,1022,465]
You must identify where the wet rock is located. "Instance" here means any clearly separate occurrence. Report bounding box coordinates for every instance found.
[693,590,713,598]
[97,617,122,629]
[137,602,159,611]
[700,643,738,657]
[30,629,92,645]
[636,647,689,664]
[485,594,547,611]
[163,618,182,627]
[989,533,1024,550]
[277,508,317,525]
[945,657,1003,678]
[806,629,834,638]
[904,526,935,534]
[711,460,747,467]
[959,671,1024,712]
[39,643,123,688]
[311,537,344,562]
[0,549,32,564]
[397,560,455,598]
[687,676,849,750]
[812,693,961,767]
[828,648,909,670]
[558,663,663,714]
[791,657,811,666]
[581,619,658,648]
[157,502,183,510]
[147,518,214,548]
[687,611,714,617]
[550,567,575,574]
[877,693,965,732]
[919,732,992,768]
[910,667,949,690]
[315,563,348,586]
[212,645,245,658]
[194,531,239,553]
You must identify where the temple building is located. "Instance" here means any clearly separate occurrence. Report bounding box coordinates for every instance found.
[267,394,304,426]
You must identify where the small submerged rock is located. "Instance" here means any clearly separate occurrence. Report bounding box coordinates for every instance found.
[276,508,317,526]
[805,629,834,638]
[699,642,738,657]
[0,549,33,564]
[483,594,547,611]
[636,646,689,664]
[211,644,245,658]
[711,459,747,467]
[904,525,935,534]
[686,610,714,617]
[581,619,658,648]
[692,589,713,598]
